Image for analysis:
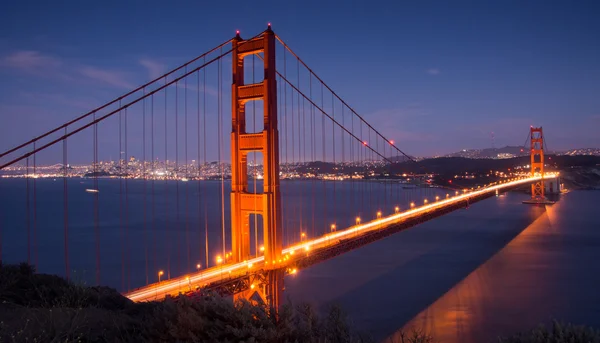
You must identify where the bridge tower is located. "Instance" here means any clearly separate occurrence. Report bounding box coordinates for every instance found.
[529,126,545,201]
[230,26,283,308]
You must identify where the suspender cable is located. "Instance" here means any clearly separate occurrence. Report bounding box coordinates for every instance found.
[1,32,265,172]
[185,68,190,272]
[33,141,37,269]
[197,69,202,269]
[26,154,30,264]
[331,93,336,229]
[93,112,100,285]
[283,46,289,244]
[119,103,124,290]
[151,93,156,282]
[321,82,325,238]
[297,61,303,237]
[164,78,170,279]
[291,58,296,239]
[124,106,130,291]
[310,73,315,239]
[0,38,234,161]
[175,80,181,276]
[219,47,226,258]
[275,35,413,163]
[203,56,208,269]
[63,127,69,280]
[143,89,148,285]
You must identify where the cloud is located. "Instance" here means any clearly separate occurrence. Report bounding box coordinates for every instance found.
[78,66,133,89]
[1,49,136,89]
[140,58,165,79]
[426,68,440,75]
[175,82,220,97]
[0,50,61,74]
[18,91,99,110]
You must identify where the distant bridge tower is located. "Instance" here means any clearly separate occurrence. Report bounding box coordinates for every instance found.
[230,26,283,308]
[529,126,545,201]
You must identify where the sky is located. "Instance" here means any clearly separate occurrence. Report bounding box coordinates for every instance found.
[1,0,599,163]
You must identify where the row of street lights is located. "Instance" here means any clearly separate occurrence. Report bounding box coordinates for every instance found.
[152,181,521,296]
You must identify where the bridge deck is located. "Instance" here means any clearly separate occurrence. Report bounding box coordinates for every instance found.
[125,175,553,302]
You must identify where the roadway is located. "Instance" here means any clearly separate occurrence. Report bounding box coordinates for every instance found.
[126,174,554,302]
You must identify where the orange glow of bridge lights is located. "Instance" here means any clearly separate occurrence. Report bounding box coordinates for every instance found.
[410,202,415,208]
[259,246,265,252]
[356,217,361,225]
[196,263,201,271]
[330,224,336,232]
[395,206,400,213]
[251,284,256,289]
[216,255,223,264]
[377,211,382,219]
[436,196,440,201]
[158,270,164,282]
[424,199,428,204]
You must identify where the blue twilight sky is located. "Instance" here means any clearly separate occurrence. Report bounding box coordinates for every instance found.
[0,0,599,162]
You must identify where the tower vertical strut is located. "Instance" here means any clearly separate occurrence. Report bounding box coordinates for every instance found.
[530,127,545,201]
[230,26,283,308]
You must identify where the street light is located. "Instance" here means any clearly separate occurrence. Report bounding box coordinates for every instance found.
[446,194,449,199]
[301,232,306,242]
[377,211,382,219]
[410,202,415,208]
[330,224,336,232]
[259,246,265,253]
[196,263,201,271]
[395,206,400,213]
[356,217,361,225]
[435,195,440,201]
[158,270,164,283]
[424,199,428,204]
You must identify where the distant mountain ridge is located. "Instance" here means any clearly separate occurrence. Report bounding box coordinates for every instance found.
[440,146,528,159]
[437,146,600,159]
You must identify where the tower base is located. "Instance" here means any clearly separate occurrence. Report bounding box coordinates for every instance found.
[522,199,555,205]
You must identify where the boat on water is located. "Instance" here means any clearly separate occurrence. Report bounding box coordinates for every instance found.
[85,189,99,193]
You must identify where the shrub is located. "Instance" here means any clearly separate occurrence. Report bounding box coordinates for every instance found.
[498,321,600,343]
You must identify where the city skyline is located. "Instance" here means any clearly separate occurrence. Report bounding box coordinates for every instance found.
[1,1,599,161]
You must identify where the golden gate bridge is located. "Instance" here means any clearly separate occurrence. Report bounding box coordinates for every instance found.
[0,25,557,309]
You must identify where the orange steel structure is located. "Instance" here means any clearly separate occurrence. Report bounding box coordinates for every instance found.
[230,26,283,308]
[530,127,545,201]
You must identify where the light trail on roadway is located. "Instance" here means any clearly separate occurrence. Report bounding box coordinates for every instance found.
[126,174,555,302]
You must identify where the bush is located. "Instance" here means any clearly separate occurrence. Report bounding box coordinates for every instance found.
[498,321,600,343]
[0,263,369,342]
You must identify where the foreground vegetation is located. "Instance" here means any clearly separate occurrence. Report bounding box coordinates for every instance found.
[497,321,600,343]
[1,263,599,342]
[0,263,388,342]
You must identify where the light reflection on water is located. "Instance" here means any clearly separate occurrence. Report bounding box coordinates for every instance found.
[385,191,600,342]
[286,191,600,342]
